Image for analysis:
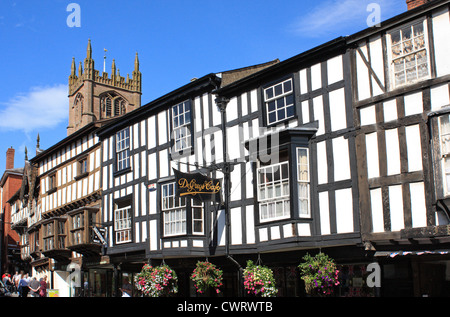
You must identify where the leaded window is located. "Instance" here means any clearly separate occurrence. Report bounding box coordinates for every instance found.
[389,20,430,88]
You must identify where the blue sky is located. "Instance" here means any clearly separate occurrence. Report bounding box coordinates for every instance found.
[0,0,406,171]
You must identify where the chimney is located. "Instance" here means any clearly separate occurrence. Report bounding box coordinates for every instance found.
[406,0,433,10]
[6,147,14,170]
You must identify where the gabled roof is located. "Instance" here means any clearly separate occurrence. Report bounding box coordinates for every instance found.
[0,167,23,187]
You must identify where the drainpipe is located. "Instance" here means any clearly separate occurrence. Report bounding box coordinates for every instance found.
[215,95,243,297]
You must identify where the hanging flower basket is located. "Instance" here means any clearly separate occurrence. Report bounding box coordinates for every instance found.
[190,261,223,295]
[298,252,340,296]
[134,263,178,297]
[243,260,278,297]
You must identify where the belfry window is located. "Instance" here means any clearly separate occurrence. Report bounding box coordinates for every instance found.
[101,93,127,118]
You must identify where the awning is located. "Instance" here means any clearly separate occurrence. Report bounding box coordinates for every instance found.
[374,250,450,258]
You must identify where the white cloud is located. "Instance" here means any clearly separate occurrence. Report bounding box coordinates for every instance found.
[0,84,68,132]
[290,0,405,38]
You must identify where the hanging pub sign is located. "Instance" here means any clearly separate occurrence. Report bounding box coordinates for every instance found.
[173,168,222,203]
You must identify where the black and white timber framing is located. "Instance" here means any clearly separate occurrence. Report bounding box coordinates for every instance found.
[94,0,450,295]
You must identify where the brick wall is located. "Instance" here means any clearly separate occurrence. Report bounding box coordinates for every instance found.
[406,0,433,10]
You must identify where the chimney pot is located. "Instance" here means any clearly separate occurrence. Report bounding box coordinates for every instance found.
[6,147,14,169]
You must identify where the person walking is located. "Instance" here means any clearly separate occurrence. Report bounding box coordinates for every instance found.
[29,277,40,297]
[39,275,47,297]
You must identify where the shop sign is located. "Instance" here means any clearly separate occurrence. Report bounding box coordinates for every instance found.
[173,168,222,203]
[48,289,59,297]
[92,226,107,245]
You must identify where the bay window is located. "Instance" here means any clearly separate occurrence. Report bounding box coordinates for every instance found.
[161,182,204,236]
[257,147,310,222]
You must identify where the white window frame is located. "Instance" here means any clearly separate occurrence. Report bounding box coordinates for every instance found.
[297,147,310,218]
[116,128,130,171]
[162,182,186,236]
[161,182,203,236]
[114,205,132,244]
[387,19,431,89]
[439,115,450,196]
[172,100,192,152]
[264,78,295,125]
[257,161,290,222]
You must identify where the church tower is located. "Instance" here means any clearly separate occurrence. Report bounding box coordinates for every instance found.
[67,39,142,135]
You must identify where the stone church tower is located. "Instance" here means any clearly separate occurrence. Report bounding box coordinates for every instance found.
[67,39,142,135]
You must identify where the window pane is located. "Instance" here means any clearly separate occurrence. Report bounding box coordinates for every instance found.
[283,80,292,92]
[274,84,283,96]
[265,87,274,100]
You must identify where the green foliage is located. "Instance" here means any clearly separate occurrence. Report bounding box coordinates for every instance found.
[298,253,340,296]
[243,260,278,297]
[134,264,178,297]
[190,261,223,294]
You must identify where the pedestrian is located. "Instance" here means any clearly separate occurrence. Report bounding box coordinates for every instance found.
[29,277,41,297]
[2,273,13,293]
[39,275,47,297]
[119,277,132,297]
[12,271,20,294]
[18,274,29,297]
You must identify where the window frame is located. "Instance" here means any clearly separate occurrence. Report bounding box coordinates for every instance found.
[161,182,204,237]
[113,196,133,244]
[47,172,57,194]
[386,18,432,89]
[438,114,450,197]
[42,219,66,251]
[114,127,131,174]
[170,99,194,157]
[297,147,311,218]
[75,154,89,180]
[262,76,296,126]
[257,160,291,223]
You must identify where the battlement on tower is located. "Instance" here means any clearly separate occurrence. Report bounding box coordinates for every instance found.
[67,39,142,136]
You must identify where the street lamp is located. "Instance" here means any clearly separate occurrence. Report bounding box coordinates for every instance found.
[215,96,243,296]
